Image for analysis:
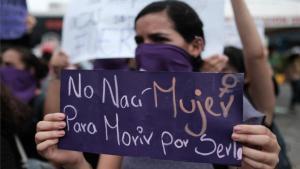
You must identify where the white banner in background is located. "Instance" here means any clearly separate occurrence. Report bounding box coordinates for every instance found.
[62,0,225,63]
[225,19,266,49]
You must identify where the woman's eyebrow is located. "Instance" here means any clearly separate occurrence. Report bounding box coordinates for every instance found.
[148,33,169,38]
[148,33,170,40]
[3,62,12,66]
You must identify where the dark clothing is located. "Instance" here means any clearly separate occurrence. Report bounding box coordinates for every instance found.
[290,80,300,107]
[270,123,292,169]
[1,120,23,169]
[18,94,46,161]
[122,157,213,169]
[0,33,33,51]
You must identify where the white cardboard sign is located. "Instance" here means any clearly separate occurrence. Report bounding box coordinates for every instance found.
[62,0,225,63]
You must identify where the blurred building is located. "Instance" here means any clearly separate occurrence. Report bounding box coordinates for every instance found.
[225,0,300,50]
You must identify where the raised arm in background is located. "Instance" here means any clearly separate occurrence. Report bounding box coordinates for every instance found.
[44,51,69,114]
[231,0,275,126]
[231,0,279,169]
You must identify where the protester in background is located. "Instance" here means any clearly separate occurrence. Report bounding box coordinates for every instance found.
[35,0,280,169]
[0,46,48,103]
[0,82,33,169]
[41,42,56,64]
[0,46,49,161]
[285,47,300,112]
[220,46,275,126]
[0,82,55,169]
[220,46,291,169]
[0,13,37,51]
[26,14,37,34]
[38,32,61,64]
[43,51,101,168]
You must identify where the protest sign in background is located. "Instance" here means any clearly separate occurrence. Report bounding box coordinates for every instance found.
[59,70,243,165]
[0,0,27,40]
[62,0,225,63]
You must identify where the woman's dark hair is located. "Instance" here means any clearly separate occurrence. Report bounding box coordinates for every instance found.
[0,82,33,130]
[286,54,300,65]
[135,0,205,43]
[224,46,280,96]
[1,46,49,82]
[223,46,245,73]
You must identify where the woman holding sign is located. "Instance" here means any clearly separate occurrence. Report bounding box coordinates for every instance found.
[35,0,280,169]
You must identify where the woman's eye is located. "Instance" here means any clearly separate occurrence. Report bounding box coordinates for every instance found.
[152,36,168,43]
[4,62,12,67]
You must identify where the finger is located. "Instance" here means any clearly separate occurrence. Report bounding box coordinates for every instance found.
[214,55,228,65]
[36,139,59,152]
[232,134,279,153]
[202,63,222,72]
[43,113,65,121]
[58,51,68,58]
[232,133,275,148]
[37,121,66,131]
[206,54,228,64]
[242,146,276,165]
[204,55,222,66]
[62,59,69,66]
[60,56,69,65]
[243,157,272,169]
[35,130,65,144]
[213,60,228,72]
[218,57,228,66]
[233,125,273,137]
[204,56,228,72]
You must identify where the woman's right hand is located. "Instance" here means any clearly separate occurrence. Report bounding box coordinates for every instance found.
[200,54,228,72]
[35,113,92,169]
[49,51,70,79]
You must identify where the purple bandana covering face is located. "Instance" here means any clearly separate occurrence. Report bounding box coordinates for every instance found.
[135,44,193,72]
[0,67,36,103]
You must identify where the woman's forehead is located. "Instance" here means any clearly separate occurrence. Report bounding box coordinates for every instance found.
[135,11,175,34]
[2,49,21,58]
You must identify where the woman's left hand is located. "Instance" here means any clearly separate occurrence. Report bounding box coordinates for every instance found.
[232,125,280,169]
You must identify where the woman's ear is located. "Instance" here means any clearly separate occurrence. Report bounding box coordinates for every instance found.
[187,36,205,58]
